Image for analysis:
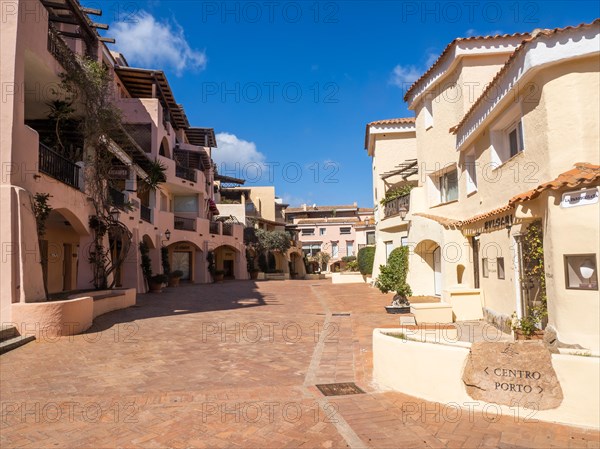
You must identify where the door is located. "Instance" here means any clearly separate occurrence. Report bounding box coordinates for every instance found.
[223,260,235,279]
[172,251,192,280]
[63,243,72,291]
[433,246,442,296]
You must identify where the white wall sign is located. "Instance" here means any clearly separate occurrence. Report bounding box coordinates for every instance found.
[561,188,599,208]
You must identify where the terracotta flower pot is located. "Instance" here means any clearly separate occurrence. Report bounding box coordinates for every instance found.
[214,273,225,283]
[250,271,259,280]
[514,330,545,341]
[168,276,181,287]
[149,281,163,293]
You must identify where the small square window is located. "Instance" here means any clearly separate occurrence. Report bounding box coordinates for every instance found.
[482,258,489,278]
[497,257,505,280]
[564,254,598,290]
[340,227,352,235]
[319,228,326,236]
[302,228,315,236]
[507,121,524,158]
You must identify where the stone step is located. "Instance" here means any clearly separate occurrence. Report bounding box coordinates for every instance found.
[0,325,18,342]
[0,335,36,355]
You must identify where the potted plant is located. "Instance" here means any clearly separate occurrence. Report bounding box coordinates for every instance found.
[249,269,260,280]
[511,306,547,340]
[213,270,225,283]
[375,246,412,314]
[149,274,168,292]
[168,270,184,287]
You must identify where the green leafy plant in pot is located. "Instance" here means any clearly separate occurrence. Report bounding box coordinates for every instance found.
[168,270,184,287]
[375,246,412,314]
[149,274,168,292]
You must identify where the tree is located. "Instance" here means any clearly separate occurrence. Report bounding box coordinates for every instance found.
[357,246,376,275]
[309,251,331,271]
[375,246,412,306]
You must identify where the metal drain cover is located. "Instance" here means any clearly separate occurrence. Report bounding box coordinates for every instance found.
[316,382,365,396]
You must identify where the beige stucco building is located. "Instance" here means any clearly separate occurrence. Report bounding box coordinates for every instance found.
[366,21,600,352]
[1,0,246,335]
[365,118,417,278]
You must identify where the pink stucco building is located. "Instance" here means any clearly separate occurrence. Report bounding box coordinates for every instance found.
[285,204,375,271]
[1,0,246,339]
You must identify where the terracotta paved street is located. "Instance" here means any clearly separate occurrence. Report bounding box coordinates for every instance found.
[1,280,599,448]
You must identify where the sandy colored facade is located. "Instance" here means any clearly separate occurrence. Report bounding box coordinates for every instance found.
[365,119,417,278]
[366,22,600,352]
[1,0,246,330]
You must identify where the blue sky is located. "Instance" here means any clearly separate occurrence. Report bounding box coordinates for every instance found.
[100,1,599,207]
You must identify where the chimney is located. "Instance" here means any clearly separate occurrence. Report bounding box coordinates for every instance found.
[302,204,307,211]
[353,202,358,207]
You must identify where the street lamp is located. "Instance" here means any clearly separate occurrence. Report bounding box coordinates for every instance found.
[109,207,121,222]
[399,205,408,220]
[164,229,171,241]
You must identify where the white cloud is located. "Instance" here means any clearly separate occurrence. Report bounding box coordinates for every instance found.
[111,11,206,75]
[214,132,266,175]
[425,52,439,68]
[389,64,421,87]
[466,28,478,37]
[281,194,310,207]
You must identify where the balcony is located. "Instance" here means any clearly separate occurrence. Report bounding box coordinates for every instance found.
[38,143,80,190]
[140,205,152,223]
[384,194,410,219]
[174,216,196,231]
[175,164,197,182]
[209,221,221,235]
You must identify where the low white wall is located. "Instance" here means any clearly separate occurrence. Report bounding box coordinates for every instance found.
[373,329,600,429]
[331,272,367,284]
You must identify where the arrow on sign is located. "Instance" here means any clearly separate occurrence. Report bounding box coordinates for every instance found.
[538,386,544,394]
[484,367,489,375]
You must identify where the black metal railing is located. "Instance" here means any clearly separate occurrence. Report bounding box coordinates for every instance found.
[222,222,233,236]
[109,187,126,209]
[140,205,152,223]
[38,143,80,189]
[176,164,197,182]
[210,221,220,235]
[384,194,410,219]
[174,216,196,231]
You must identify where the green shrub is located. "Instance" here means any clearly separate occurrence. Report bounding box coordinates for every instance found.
[357,246,376,275]
[341,256,356,263]
[375,246,412,299]
[346,260,359,272]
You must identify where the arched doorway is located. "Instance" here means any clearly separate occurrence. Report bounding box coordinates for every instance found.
[42,209,88,294]
[412,239,441,297]
[213,245,240,280]
[166,241,203,282]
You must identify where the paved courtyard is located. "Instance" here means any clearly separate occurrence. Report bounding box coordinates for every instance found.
[1,280,598,448]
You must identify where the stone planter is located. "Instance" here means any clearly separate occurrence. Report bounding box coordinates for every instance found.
[213,273,225,283]
[514,330,545,341]
[249,271,259,280]
[385,306,411,314]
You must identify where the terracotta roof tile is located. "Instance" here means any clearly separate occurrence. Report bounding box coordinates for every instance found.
[297,218,359,225]
[509,163,600,205]
[367,117,416,126]
[403,32,530,103]
[451,19,600,135]
[458,205,514,226]
[365,118,416,150]
[413,213,460,228]
[286,205,358,213]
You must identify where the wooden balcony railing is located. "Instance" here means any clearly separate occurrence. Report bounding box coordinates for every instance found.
[384,194,410,219]
[140,205,152,223]
[174,216,196,231]
[175,164,196,182]
[38,143,80,189]
[222,223,233,236]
